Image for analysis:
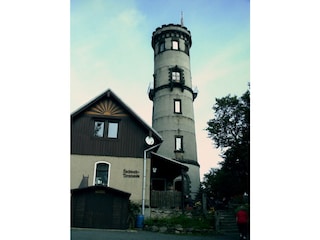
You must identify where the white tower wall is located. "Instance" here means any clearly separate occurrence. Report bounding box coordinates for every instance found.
[149,24,200,198]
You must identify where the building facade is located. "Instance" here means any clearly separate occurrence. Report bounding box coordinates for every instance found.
[71,89,162,205]
[71,89,188,216]
[148,24,200,198]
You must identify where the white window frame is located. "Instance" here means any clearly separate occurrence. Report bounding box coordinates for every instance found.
[107,122,118,138]
[94,121,105,137]
[172,71,180,82]
[93,161,111,186]
[174,99,182,113]
[93,120,119,139]
[175,136,183,151]
[172,40,179,50]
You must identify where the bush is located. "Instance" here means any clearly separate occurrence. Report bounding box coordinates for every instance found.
[144,214,213,229]
[127,201,141,229]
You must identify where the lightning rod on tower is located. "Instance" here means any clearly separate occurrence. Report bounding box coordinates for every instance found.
[181,11,184,26]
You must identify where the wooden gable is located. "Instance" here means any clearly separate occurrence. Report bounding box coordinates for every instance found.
[71,89,162,158]
[85,99,128,117]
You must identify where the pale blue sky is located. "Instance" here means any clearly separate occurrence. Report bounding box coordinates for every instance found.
[70,0,250,179]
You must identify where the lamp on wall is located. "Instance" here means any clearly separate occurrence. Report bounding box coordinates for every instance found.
[152,167,157,173]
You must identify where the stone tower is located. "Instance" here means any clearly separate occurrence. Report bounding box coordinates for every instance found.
[148,24,200,199]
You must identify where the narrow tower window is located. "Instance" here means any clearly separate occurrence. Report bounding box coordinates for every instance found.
[174,99,182,113]
[175,136,183,151]
[185,43,189,55]
[172,40,179,50]
[159,42,165,52]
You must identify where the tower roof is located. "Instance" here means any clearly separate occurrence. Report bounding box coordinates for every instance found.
[151,24,192,49]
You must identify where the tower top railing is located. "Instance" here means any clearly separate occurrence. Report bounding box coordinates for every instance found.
[152,24,191,35]
[151,24,192,49]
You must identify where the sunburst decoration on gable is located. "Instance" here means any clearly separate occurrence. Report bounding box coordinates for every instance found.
[85,99,127,116]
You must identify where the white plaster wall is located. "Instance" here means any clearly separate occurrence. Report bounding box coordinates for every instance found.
[70,154,151,205]
[186,164,201,199]
[152,87,198,161]
[151,25,200,199]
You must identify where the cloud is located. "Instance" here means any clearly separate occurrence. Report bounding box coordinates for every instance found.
[116,8,145,28]
[191,31,249,177]
[194,33,249,86]
[70,3,150,111]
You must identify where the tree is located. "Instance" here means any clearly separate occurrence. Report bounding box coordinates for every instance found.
[207,90,249,150]
[205,90,250,200]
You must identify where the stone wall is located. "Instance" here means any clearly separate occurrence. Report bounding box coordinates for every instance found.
[150,208,184,219]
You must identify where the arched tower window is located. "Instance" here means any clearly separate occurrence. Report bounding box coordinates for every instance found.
[93,161,110,186]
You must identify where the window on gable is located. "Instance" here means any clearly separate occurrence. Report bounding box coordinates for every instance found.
[172,71,180,82]
[174,99,182,113]
[94,121,104,137]
[93,120,119,139]
[94,162,110,186]
[107,122,118,138]
[175,136,183,151]
[172,40,179,50]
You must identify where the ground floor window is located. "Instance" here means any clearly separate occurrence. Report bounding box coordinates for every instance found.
[94,161,110,186]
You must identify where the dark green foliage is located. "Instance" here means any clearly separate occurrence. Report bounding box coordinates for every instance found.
[207,90,250,150]
[204,90,250,200]
[144,214,213,229]
[127,201,141,229]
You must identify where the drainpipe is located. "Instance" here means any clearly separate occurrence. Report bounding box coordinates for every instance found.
[142,143,161,216]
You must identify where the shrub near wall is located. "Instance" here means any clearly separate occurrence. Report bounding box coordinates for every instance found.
[144,213,215,235]
[127,201,141,229]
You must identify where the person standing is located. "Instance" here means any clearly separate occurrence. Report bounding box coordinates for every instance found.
[236,206,249,239]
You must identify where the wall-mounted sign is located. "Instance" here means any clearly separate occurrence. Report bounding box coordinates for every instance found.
[123,169,140,178]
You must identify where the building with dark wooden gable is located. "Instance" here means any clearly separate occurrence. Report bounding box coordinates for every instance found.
[71,89,188,214]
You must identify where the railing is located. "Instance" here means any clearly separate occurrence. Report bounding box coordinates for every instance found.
[151,190,182,208]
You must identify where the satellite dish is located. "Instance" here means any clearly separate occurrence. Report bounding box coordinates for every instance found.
[145,136,154,145]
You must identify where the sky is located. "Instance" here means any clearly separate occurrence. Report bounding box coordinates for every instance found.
[70,0,250,180]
